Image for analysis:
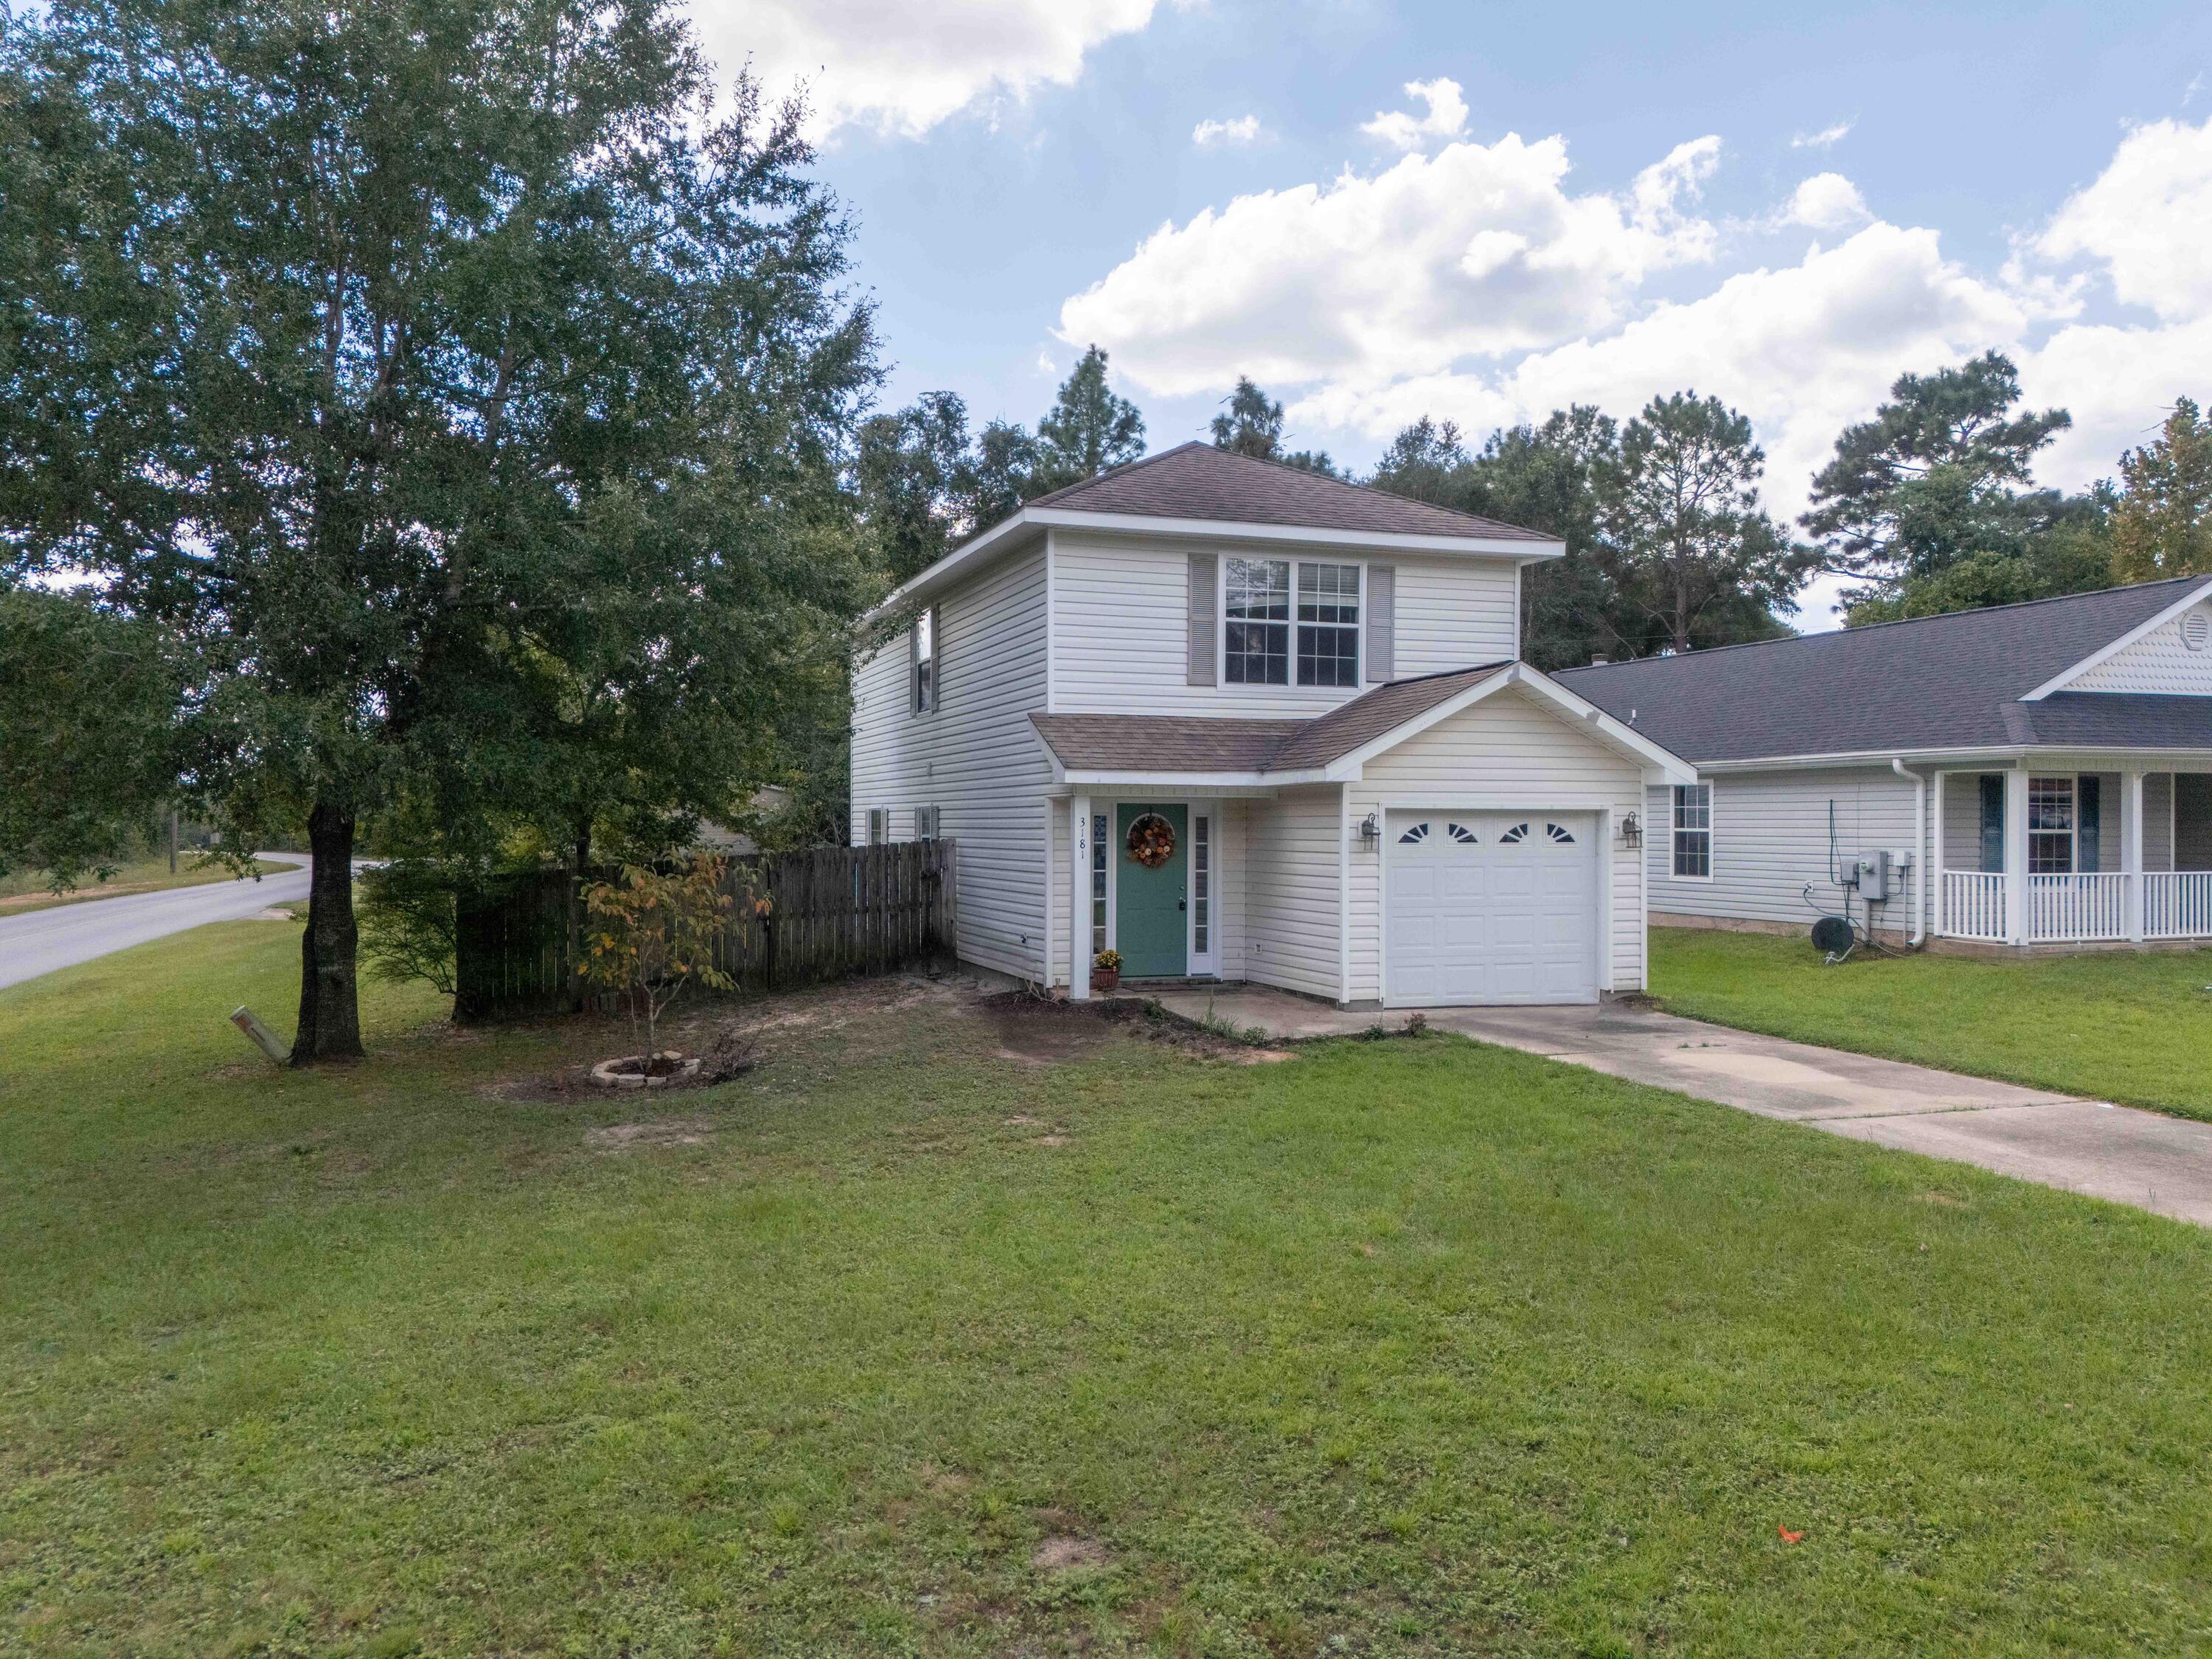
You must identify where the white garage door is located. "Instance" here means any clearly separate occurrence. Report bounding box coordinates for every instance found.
[1385,810,1600,1006]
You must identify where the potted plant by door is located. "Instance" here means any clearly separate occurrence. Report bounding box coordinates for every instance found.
[1092,949,1122,993]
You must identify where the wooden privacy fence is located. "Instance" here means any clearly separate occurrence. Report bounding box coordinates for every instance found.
[453,840,958,1023]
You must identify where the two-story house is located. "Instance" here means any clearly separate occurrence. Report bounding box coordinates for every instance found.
[849,442,1695,1007]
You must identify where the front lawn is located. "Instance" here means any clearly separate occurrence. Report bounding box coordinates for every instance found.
[6,928,2212,1655]
[1652,927,2212,1121]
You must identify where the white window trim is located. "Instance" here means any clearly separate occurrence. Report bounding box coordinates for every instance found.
[2028,774,2079,876]
[1217,554,1365,692]
[866,807,888,846]
[911,605,939,716]
[1671,782,1714,883]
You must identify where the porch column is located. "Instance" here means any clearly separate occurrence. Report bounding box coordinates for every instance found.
[1070,794,1093,999]
[2126,770,2146,942]
[1931,770,1947,937]
[2005,767,2031,945]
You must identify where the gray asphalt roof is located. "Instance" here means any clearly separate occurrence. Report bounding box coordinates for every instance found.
[1029,664,1512,774]
[1028,442,1554,542]
[1556,579,2212,762]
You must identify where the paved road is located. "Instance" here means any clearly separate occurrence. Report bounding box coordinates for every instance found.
[1154,987,2212,1228]
[0,854,311,992]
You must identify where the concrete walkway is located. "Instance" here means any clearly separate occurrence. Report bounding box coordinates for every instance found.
[1148,987,2212,1227]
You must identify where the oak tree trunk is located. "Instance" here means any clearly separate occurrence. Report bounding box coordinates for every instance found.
[292,799,365,1063]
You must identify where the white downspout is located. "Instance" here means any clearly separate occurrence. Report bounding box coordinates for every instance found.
[1893,758,1927,946]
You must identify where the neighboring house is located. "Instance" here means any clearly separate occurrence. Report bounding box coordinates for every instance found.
[849,442,1693,1007]
[1559,577,2212,952]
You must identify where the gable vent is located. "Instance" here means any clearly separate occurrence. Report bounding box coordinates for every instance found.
[2184,611,2208,653]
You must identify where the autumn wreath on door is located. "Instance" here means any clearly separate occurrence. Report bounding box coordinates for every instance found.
[1125,812,1177,869]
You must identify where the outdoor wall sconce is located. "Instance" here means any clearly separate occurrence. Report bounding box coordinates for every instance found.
[1357,812,1380,847]
[1618,810,1642,849]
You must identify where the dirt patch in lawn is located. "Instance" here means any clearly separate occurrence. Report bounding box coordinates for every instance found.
[981,990,1293,1066]
[1032,1533,1112,1573]
[583,1117,716,1152]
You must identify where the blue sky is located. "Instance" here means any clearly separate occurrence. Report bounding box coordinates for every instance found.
[699,1,2212,624]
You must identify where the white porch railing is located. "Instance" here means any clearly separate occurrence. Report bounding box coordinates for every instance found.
[1940,870,2212,943]
[1941,870,2007,941]
[2146,872,2212,940]
[2028,872,2130,942]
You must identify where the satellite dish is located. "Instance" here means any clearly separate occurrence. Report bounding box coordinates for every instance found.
[1811,915,1855,955]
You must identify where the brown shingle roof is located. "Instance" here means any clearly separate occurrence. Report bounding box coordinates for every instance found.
[1028,664,1512,775]
[1026,713,1307,773]
[1028,442,1554,542]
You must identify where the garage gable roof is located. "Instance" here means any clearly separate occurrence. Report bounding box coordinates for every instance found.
[1030,662,1694,785]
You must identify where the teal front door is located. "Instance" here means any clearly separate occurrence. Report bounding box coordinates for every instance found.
[1115,803,1189,978]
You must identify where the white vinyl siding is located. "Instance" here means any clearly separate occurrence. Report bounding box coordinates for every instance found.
[1941,771,1999,872]
[2062,599,2212,694]
[2146,772,2175,872]
[1389,555,1522,677]
[851,543,1050,981]
[1242,787,1343,1000]
[1049,532,1521,716]
[1346,686,1647,1001]
[1648,766,1919,931]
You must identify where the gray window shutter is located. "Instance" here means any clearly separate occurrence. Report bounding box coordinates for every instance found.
[1366,565,1395,683]
[1186,553,1217,686]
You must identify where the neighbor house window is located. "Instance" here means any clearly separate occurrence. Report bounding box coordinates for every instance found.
[866,807,887,846]
[2029,776,2076,874]
[1090,813,1108,956]
[913,804,939,841]
[1672,784,1712,879]
[1225,557,1360,686]
[1296,563,1360,686]
[1224,557,1290,684]
[911,606,937,714]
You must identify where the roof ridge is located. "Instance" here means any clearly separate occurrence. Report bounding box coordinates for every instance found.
[1194,442,1548,539]
[1557,575,2210,676]
[1020,440,1208,509]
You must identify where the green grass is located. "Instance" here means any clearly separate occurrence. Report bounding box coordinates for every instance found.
[0,855,293,914]
[1652,927,2212,1121]
[6,928,2212,1656]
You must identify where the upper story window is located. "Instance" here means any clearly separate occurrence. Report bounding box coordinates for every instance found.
[911,606,937,714]
[1224,557,1359,686]
[1297,563,1360,686]
[1224,558,1290,684]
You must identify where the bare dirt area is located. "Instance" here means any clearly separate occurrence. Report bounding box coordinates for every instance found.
[979,990,1293,1066]
[481,973,1292,1105]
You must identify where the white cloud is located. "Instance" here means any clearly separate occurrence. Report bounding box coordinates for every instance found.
[700,0,1169,138]
[1057,131,1723,394]
[1060,114,2212,634]
[1790,119,1854,150]
[1360,77,1470,151]
[2037,117,2212,322]
[1290,223,2034,522]
[1778,172,1871,232]
[1192,114,1265,148]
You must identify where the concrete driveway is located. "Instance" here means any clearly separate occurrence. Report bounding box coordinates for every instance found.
[0,854,310,992]
[1150,987,2212,1228]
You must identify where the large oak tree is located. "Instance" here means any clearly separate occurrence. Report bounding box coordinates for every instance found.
[0,0,874,1059]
